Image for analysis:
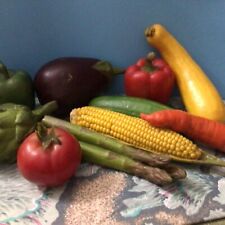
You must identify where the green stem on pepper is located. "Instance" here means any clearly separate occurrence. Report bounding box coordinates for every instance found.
[141,52,157,72]
[0,61,10,79]
[33,101,58,121]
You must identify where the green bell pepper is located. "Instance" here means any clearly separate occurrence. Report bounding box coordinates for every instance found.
[0,101,57,163]
[0,61,35,108]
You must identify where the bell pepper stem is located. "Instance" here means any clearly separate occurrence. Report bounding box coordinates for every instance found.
[0,61,10,79]
[33,101,58,121]
[140,52,156,72]
[147,52,156,61]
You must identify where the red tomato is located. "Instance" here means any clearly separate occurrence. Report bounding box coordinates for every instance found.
[17,128,82,187]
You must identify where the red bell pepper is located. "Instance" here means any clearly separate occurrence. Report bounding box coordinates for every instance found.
[124,53,176,104]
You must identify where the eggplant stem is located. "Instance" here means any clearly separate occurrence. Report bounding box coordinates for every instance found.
[92,60,124,79]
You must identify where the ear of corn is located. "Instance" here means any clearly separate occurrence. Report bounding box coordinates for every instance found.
[70,106,202,160]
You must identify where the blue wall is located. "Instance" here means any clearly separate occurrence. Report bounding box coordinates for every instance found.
[1,0,225,97]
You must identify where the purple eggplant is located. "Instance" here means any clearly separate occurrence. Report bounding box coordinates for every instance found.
[34,57,123,117]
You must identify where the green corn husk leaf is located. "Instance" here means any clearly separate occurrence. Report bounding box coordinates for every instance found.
[176,150,225,167]
[139,146,225,167]
[43,115,225,168]
[105,132,225,167]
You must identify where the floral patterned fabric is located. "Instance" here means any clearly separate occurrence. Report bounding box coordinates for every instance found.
[1,99,225,225]
[1,157,225,225]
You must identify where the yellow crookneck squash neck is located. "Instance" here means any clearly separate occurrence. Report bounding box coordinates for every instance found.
[145,24,225,122]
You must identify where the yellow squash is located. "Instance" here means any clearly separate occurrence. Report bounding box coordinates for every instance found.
[145,24,225,122]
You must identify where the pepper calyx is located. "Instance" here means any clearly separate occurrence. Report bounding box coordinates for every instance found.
[141,65,154,72]
[0,61,10,79]
[140,52,157,72]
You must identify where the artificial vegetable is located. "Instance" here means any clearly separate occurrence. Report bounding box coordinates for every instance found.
[145,24,225,122]
[80,141,173,185]
[0,101,57,163]
[89,95,171,117]
[141,109,225,152]
[17,124,81,187]
[70,106,225,167]
[0,61,35,108]
[34,57,123,117]
[70,106,202,160]
[42,116,187,183]
[124,52,175,104]
[43,115,171,167]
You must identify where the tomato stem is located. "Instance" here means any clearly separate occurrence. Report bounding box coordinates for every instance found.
[36,123,61,149]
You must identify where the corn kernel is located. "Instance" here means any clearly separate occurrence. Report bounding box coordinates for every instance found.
[70,106,202,160]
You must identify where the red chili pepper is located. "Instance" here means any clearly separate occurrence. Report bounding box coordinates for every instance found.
[124,53,176,104]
